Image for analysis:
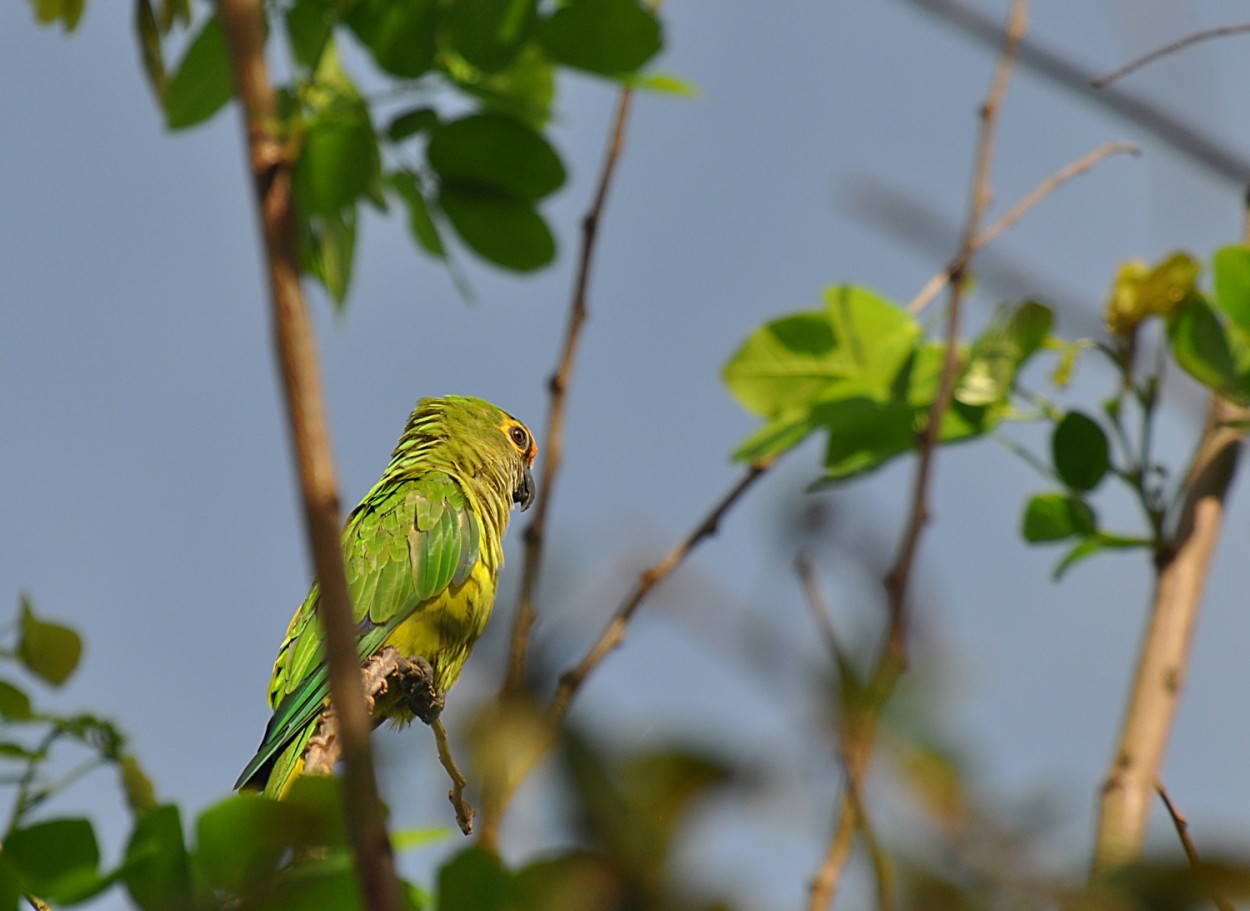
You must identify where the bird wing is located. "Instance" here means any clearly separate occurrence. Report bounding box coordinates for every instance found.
[234,472,480,791]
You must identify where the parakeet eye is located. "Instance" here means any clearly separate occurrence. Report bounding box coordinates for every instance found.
[508,425,530,450]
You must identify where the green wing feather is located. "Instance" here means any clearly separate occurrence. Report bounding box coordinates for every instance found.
[234,471,480,792]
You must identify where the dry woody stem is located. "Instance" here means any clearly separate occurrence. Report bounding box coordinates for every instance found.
[1092,398,1247,873]
[216,2,403,908]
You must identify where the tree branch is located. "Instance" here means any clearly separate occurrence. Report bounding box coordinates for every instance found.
[1156,780,1236,911]
[808,4,1029,905]
[1093,22,1250,88]
[1092,397,1247,873]
[216,3,402,908]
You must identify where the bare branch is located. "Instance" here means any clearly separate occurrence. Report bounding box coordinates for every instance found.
[794,551,844,663]
[433,719,475,836]
[1092,398,1247,872]
[1093,22,1250,88]
[1156,780,1236,911]
[216,2,401,907]
[897,0,1250,185]
[551,463,773,719]
[909,140,1138,314]
[502,85,639,697]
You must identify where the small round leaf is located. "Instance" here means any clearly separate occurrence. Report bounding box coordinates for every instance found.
[1051,411,1109,492]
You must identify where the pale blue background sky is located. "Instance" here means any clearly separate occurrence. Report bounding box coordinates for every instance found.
[6,2,1250,908]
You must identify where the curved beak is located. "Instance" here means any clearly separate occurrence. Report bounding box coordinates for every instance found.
[514,465,536,511]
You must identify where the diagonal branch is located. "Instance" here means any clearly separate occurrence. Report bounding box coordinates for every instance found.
[1156,780,1236,911]
[807,3,1030,906]
[502,84,639,697]
[1092,397,1247,873]
[216,3,402,908]
[1093,22,1250,88]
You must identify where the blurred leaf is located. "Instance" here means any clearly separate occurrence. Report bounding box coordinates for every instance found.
[0,856,20,911]
[296,115,379,217]
[626,71,699,97]
[346,0,437,78]
[120,755,158,815]
[29,0,85,30]
[439,186,554,271]
[1213,244,1250,336]
[164,13,234,130]
[18,595,82,686]
[537,0,661,76]
[256,850,363,911]
[1051,411,1109,492]
[437,846,511,911]
[286,0,333,70]
[392,827,451,852]
[7,817,111,904]
[429,113,565,201]
[281,775,349,848]
[1168,297,1245,401]
[955,300,1053,406]
[513,852,624,911]
[1052,532,1152,581]
[389,171,445,259]
[0,681,31,721]
[1105,251,1199,336]
[455,45,556,129]
[1021,492,1095,543]
[444,0,535,72]
[122,805,192,911]
[386,106,439,142]
[193,794,290,893]
[301,207,358,307]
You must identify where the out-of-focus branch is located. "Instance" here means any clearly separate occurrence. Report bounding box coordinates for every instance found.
[1093,22,1250,88]
[501,85,638,698]
[1156,780,1236,911]
[908,140,1138,314]
[1092,397,1246,873]
[808,4,1030,906]
[216,3,402,909]
[897,0,1250,185]
[552,463,772,719]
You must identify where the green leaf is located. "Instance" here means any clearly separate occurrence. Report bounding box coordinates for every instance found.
[1051,411,1109,492]
[7,818,108,904]
[1213,245,1250,336]
[286,0,333,70]
[0,680,31,721]
[390,171,445,258]
[429,113,565,202]
[18,595,82,686]
[122,805,192,911]
[956,300,1053,406]
[819,398,916,481]
[386,106,439,142]
[454,44,556,130]
[164,13,234,130]
[537,0,662,76]
[194,794,291,893]
[626,71,699,97]
[301,207,358,307]
[347,0,437,78]
[1168,296,1241,399]
[29,0,85,30]
[444,0,535,72]
[120,755,158,815]
[296,114,380,217]
[439,187,554,271]
[438,846,511,911]
[513,851,621,911]
[393,827,452,852]
[1021,492,1096,543]
[1052,532,1152,581]
[281,775,349,849]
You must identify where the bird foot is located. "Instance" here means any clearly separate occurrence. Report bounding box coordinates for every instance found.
[392,655,445,725]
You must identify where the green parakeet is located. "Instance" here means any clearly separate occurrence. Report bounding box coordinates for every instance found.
[235,395,536,797]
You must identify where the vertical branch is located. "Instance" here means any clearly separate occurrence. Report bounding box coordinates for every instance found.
[501,85,638,696]
[1091,397,1246,873]
[805,3,1029,906]
[215,3,403,909]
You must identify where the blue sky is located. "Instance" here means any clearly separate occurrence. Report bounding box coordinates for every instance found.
[6,2,1250,907]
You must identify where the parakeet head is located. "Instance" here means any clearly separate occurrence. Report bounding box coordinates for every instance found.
[403,395,537,512]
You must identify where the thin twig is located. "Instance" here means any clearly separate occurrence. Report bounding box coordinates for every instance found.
[794,550,844,663]
[909,140,1137,314]
[551,463,773,719]
[1092,397,1247,872]
[1093,22,1250,88]
[897,0,1250,185]
[216,3,402,908]
[809,5,1030,906]
[808,794,857,911]
[501,85,638,698]
[1156,780,1236,911]
[433,719,475,836]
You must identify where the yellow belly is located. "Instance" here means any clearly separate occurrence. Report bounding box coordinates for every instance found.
[381,554,496,696]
